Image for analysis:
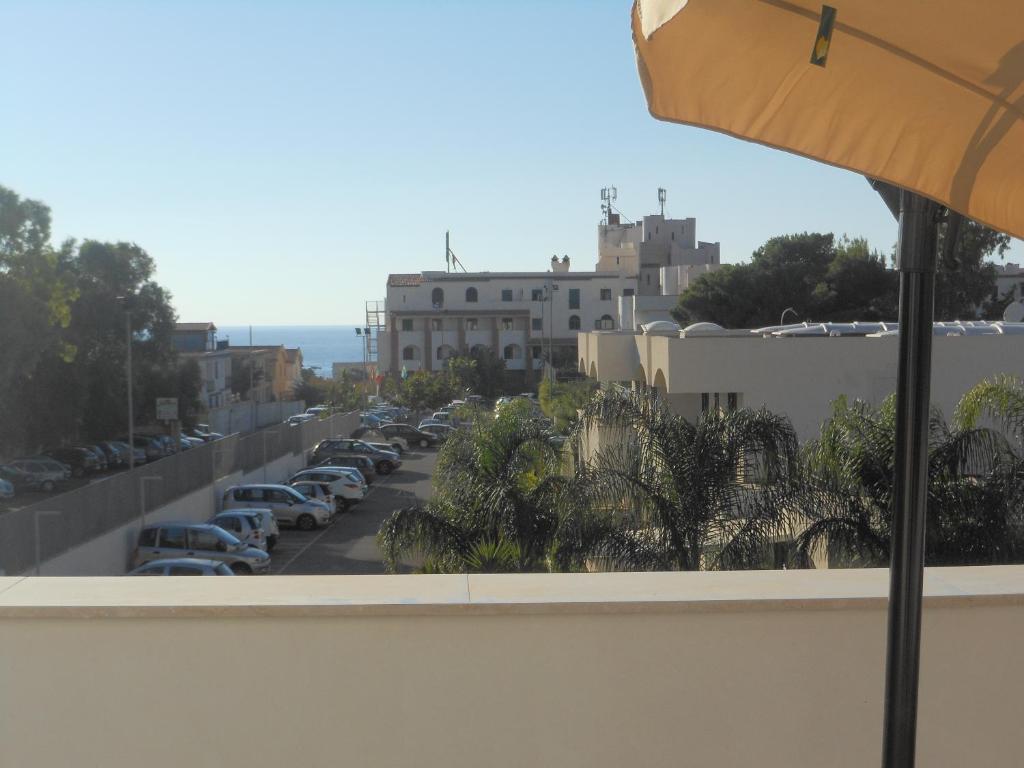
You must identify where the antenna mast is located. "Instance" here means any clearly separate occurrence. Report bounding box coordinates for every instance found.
[600,186,617,224]
[658,187,667,216]
[446,231,467,273]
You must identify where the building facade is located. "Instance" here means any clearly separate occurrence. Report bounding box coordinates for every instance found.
[378,201,723,382]
[172,322,233,410]
[378,261,634,385]
[578,320,1024,443]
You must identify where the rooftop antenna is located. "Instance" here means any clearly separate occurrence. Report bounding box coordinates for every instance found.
[658,187,667,216]
[600,186,617,224]
[446,230,467,273]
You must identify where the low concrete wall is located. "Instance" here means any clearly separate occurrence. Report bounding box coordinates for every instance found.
[36,438,319,576]
[0,568,1022,767]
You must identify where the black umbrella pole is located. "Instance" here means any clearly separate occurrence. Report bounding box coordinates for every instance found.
[881,190,938,768]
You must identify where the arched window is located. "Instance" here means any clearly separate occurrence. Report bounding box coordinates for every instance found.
[436,344,456,361]
[465,287,478,303]
[503,343,522,360]
[568,315,581,330]
[596,315,614,330]
[431,287,444,308]
[402,345,419,361]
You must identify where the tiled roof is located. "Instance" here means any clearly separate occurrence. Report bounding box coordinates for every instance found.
[388,273,423,287]
[174,322,216,332]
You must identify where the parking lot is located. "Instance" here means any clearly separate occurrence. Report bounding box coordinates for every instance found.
[269,447,438,574]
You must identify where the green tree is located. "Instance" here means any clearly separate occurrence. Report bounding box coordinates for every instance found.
[567,386,801,571]
[936,219,1010,320]
[794,395,1020,567]
[538,378,597,433]
[377,407,578,572]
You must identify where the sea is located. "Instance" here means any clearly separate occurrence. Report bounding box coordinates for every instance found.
[218,326,366,375]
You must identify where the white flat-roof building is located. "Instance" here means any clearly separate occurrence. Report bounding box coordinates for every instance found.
[379,261,634,386]
[578,320,1024,443]
[378,198,723,383]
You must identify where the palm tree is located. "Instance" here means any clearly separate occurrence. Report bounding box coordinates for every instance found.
[795,394,1020,567]
[377,403,580,573]
[564,385,801,571]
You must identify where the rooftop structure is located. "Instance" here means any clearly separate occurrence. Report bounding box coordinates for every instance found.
[578,320,1024,442]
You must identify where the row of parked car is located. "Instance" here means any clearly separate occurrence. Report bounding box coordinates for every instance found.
[126,433,399,575]
[0,427,224,501]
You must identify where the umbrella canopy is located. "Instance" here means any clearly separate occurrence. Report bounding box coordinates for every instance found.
[632,3,1024,766]
[634,0,1024,240]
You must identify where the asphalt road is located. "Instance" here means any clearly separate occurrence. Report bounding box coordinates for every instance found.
[269,447,438,574]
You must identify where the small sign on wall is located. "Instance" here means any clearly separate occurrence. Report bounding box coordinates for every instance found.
[156,398,179,422]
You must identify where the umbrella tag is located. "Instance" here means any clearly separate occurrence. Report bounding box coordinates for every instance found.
[810,5,837,67]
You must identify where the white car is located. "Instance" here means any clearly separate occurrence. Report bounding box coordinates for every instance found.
[288,468,367,510]
[287,479,336,512]
[221,484,332,530]
[285,413,316,426]
[208,510,270,552]
[358,429,409,455]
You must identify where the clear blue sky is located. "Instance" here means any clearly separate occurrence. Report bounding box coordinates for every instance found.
[2,1,1018,324]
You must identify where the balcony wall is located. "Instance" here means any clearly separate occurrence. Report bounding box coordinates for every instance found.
[1,568,1022,767]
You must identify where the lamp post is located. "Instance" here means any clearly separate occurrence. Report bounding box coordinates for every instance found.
[139,476,162,530]
[33,510,62,575]
[116,297,135,471]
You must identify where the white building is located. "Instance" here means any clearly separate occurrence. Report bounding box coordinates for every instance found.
[378,198,723,383]
[578,320,1024,443]
[379,259,633,387]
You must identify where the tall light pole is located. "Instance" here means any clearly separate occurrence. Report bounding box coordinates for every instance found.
[116,297,135,471]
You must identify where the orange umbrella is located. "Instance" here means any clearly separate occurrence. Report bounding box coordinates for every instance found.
[633,2,1024,765]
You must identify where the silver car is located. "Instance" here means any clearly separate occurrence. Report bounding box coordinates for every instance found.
[132,524,270,574]
[208,511,270,552]
[129,558,235,576]
[221,484,332,530]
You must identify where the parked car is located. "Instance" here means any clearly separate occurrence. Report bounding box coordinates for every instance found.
[221,484,332,530]
[208,510,270,551]
[305,405,329,416]
[98,440,132,467]
[287,479,339,513]
[359,413,383,429]
[316,464,368,487]
[0,478,14,499]
[129,558,235,576]
[355,429,409,454]
[2,461,64,492]
[18,456,72,478]
[289,469,366,511]
[418,419,443,430]
[419,423,455,442]
[43,447,100,477]
[108,442,146,466]
[285,413,316,426]
[119,435,165,461]
[236,508,280,550]
[0,465,31,493]
[189,426,224,441]
[378,423,439,449]
[132,523,271,574]
[311,438,401,474]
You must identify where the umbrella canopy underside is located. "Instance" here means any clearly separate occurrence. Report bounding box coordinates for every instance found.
[634,0,1024,239]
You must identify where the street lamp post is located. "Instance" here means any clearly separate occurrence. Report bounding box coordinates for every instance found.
[116,298,136,471]
[34,510,62,575]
